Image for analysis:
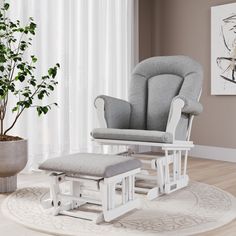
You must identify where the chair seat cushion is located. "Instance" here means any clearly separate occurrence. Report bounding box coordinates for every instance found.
[91,128,173,143]
[39,153,141,178]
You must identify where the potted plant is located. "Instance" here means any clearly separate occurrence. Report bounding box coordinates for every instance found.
[0,2,60,192]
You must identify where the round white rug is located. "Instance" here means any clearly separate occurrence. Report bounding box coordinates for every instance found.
[2,181,236,236]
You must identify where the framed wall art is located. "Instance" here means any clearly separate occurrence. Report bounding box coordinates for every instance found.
[211,3,236,95]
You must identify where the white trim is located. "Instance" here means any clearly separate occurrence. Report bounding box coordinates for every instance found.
[94,98,107,128]
[93,138,193,148]
[190,145,236,163]
[166,98,185,140]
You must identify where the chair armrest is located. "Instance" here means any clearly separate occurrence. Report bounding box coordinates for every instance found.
[176,95,203,116]
[94,95,131,129]
[166,95,203,140]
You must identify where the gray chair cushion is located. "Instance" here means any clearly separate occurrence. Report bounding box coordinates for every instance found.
[147,74,183,131]
[91,128,173,143]
[39,153,141,178]
[129,55,203,134]
[95,95,131,129]
[176,95,203,116]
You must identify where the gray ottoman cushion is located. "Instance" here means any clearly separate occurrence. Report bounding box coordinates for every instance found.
[39,153,141,178]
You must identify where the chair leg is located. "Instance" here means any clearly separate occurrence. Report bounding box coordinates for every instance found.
[177,150,182,179]
[156,158,164,193]
[164,150,170,185]
[173,150,177,182]
[162,148,189,194]
[183,150,188,175]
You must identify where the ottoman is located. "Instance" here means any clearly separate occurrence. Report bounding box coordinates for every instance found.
[39,153,141,223]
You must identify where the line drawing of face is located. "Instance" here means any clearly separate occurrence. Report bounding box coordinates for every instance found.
[216,14,236,82]
[222,14,236,52]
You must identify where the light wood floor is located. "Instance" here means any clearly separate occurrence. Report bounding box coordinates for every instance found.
[0,157,236,236]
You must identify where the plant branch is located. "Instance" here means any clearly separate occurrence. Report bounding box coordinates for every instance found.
[3,106,24,135]
[9,32,25,83]
[3,79,44,135]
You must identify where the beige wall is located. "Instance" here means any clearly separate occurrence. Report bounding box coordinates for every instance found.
[139,0,154,61]
[139,0,236,148]
[139,0,162,59]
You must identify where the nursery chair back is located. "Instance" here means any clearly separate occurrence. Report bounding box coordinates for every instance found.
[128,56,203,140]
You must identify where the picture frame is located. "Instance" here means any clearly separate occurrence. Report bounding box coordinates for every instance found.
[211,3,236,95]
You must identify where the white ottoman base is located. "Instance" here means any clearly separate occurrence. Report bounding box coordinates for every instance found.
[44,169,140,224]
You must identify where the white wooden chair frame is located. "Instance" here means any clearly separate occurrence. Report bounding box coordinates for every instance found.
[93,94,200,200]
[44,168,140,224]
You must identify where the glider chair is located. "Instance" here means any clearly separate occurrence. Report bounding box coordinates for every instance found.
[91,56,203,200]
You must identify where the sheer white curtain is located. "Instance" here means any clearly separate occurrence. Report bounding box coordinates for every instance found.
[5,0,138,170]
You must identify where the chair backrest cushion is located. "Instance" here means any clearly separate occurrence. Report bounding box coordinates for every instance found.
[128,56,203,139]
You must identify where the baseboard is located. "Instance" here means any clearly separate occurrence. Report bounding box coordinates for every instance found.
[141,144,236,163]
[190,145,236,163]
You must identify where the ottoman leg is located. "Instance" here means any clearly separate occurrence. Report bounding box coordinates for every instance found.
[71,181,84,209]
[50,174,63,215]
[101,169,140,222]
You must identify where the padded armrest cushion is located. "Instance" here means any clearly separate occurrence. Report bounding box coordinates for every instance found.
[95,95,131,129]
[175,95,203,116]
